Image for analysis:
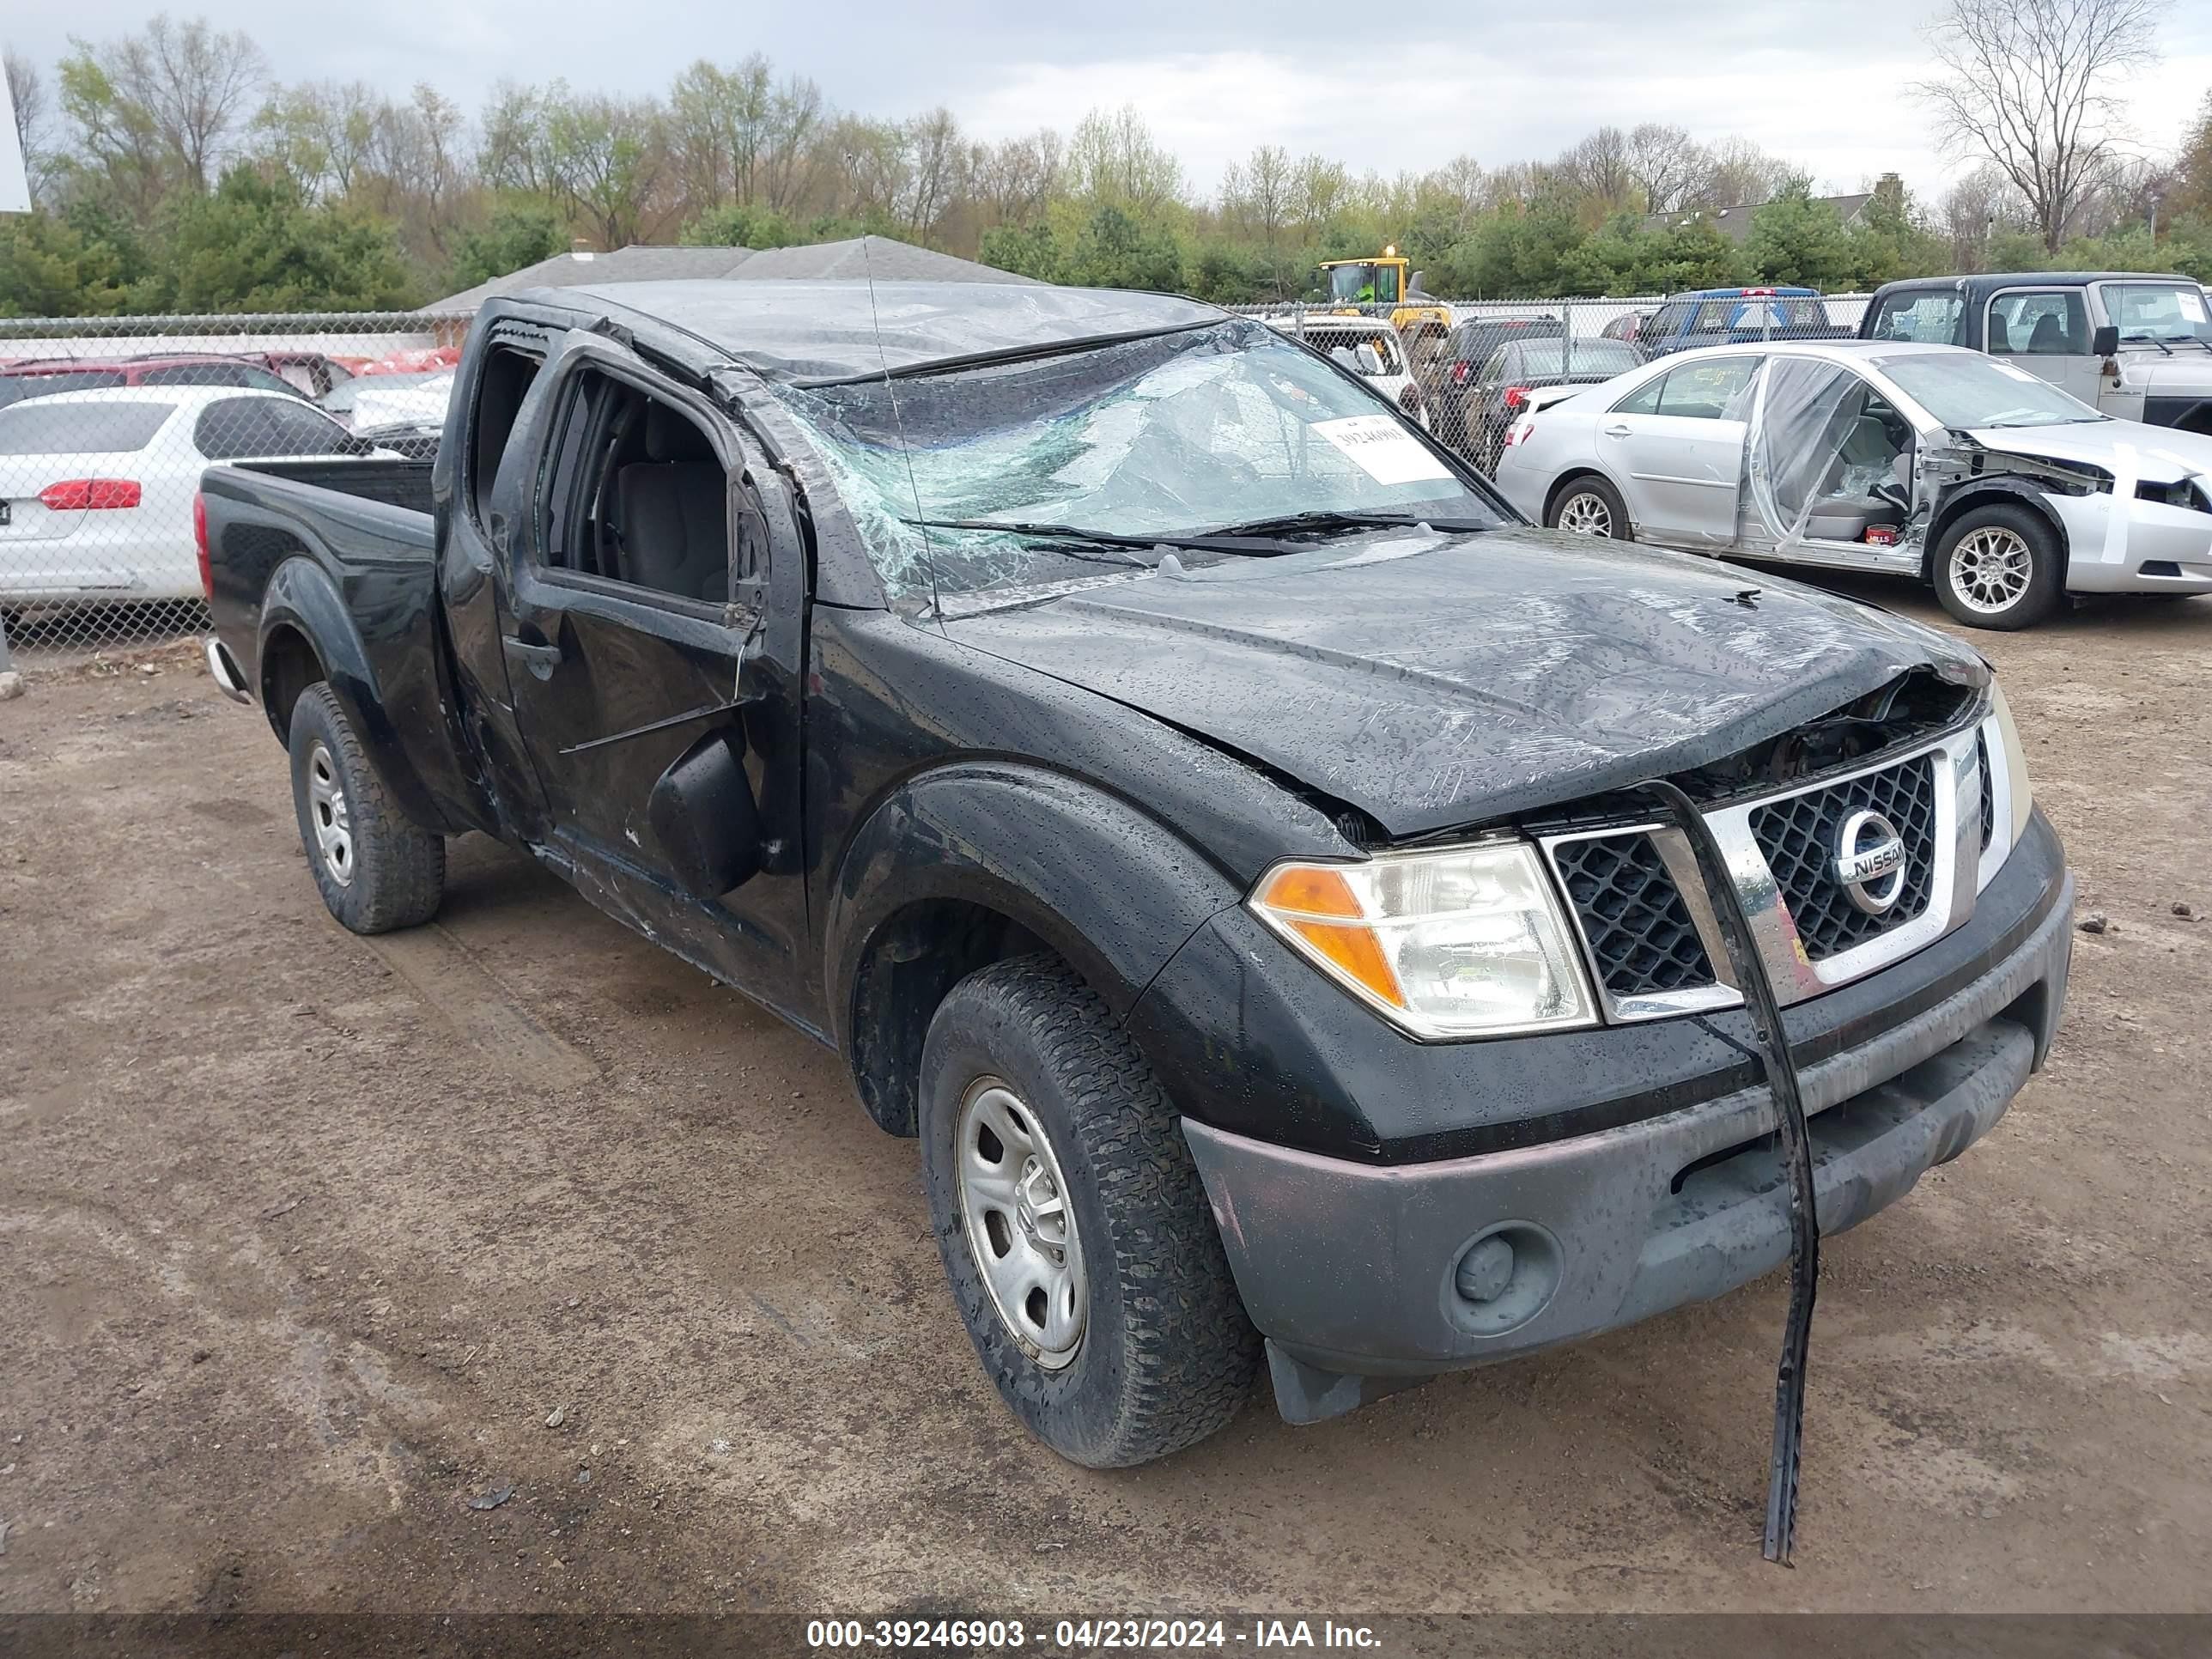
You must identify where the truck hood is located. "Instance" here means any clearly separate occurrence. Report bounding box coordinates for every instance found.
[2115,349,2212,394]
[1966,420,2212,482]
[943,528,1985,838]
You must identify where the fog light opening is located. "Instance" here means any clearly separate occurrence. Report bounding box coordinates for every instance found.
[1447,1222,1561,1336]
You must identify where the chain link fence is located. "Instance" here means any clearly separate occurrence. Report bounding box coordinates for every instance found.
[1235,293,1871,478]
[0,292,1876,671]
[0,311,471,667]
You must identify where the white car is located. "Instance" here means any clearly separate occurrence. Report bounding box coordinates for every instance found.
[0,386,368,605]
[1265,314,1429,428]
[1492,339,2212,628]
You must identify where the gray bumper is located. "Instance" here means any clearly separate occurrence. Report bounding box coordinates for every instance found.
[1182,872,2075,1423]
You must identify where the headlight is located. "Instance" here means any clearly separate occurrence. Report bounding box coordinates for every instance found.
[1994,683,2033,845]
[1249,842,1595,1039]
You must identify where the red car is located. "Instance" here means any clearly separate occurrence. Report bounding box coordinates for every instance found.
[0,353,320,410]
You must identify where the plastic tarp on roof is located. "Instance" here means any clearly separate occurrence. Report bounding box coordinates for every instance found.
[544,280,1225,386]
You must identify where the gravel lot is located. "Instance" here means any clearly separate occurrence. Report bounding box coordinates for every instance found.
[1,581,2207,1620]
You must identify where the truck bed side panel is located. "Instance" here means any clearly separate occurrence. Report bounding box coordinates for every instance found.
[201,465,492,837]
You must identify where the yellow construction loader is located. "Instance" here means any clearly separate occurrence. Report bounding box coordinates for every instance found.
[1316,248,1454,367]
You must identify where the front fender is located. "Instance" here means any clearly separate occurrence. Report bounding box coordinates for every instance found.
[259,557,459,836]
[823,761,1244,1051]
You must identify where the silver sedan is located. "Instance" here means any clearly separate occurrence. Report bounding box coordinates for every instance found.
[1490,339,2212,628]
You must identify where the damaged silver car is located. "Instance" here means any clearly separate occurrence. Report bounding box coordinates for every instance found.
[1493,339,2212,629]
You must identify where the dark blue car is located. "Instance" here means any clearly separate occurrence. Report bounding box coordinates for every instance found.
[1637,287,1853,356]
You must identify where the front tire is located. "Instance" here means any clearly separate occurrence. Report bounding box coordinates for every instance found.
[1547,474,1631,539]
[919,955,1258,1468]
[1933,502,2064,629]
[288,681,445,933]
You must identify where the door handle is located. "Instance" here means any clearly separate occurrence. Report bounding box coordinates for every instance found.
[502,635,562,680]
[1602,423,1633,438]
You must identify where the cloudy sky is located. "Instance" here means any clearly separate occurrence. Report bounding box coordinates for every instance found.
[8,0,2210,205]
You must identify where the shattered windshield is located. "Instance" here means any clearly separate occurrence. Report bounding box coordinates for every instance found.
[1876,353,2105,429]
[775,319,1503,600]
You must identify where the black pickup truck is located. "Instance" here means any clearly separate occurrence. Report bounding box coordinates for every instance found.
[199,280,2074,1484]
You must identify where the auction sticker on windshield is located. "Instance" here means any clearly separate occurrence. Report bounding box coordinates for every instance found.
[1310,414,1454,486]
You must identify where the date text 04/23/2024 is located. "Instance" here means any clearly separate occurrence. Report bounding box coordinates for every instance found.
[805,1618,1384,1650]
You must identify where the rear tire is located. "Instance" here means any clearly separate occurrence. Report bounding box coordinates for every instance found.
[1932,502,2064,630]
[1547,474,1631,539]
[919,954,1258,1468]
[287,681,445,934]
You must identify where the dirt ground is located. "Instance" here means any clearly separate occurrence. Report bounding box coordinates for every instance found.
[1,581,2208,1623]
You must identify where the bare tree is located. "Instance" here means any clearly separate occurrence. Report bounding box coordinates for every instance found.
[1555,126,1637,212]
[64,15,269,193]
[1937,162,2024,269]
[1625,123,1705,216]
[969,129,1061,228]
[757,72,823,214]
[6,49,46,179]
[1915,0,2169,252]
[898,106,963,239]
[1687,137,1793,210]
[1219,144,1301,295]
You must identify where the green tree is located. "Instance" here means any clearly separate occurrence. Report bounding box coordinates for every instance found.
[1063,206,1182,291]
[445,198,567,294]
[1744,187,1857,288]
[0,210,137,316]
[680,203,797,249]
[977,222,1062,283]
[146,166,418,310]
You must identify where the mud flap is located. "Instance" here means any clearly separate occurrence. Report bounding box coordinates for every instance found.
[1638,779,1819,1566]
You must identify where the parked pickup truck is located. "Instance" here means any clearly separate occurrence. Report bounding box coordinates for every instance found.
[1635,287,1856,356]
[199,280,2074,1474]
[1861,271,2212,434]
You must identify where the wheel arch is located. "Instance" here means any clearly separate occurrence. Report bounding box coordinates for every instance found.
[825,762,1243,1138]
[1544,468,1632,534]
[1922,482,2069,584]
[258,556,454,834]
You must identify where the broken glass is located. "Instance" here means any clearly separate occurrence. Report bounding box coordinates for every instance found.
[771,319,1504,602]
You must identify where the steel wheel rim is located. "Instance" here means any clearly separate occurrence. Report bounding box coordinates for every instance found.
[306,741,356,887]
[955,1076,1087,1369]
[1557,492,1613,537]
[1950,527,2033,614]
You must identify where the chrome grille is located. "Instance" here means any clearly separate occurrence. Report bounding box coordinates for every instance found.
[1551,833,1716,999]
[1747,755,1940,961]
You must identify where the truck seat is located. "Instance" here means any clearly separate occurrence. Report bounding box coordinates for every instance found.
[616,404,728,602]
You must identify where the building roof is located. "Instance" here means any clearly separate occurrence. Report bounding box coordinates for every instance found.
[428,235,1039,313]
[1643,192,1875,244]
[518,280,1222,386]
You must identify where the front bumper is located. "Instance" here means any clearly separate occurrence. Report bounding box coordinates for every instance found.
[1181,867,2073,1421]
[2048,490,2212,593]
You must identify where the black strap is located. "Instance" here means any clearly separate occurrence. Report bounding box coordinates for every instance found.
[1638,779,1820,1565]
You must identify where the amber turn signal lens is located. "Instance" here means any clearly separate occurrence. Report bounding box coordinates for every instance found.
[1257,865,1364,920]
[1283,918,1406,1009]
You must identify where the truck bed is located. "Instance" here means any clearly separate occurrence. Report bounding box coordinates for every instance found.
[199,453,480,837]
[224,456,435,517]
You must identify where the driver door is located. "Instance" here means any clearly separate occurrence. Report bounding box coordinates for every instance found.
[487,337,816,1027]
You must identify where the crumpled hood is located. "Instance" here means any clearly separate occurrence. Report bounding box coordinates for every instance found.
[1967,420,2212,482]
[944,529,1986,837]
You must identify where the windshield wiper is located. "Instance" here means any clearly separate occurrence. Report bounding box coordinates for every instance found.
[2160,334,2212,355]
[2121,334,2173,356]
[1194,509,1498,538]
[897,514,1407,560]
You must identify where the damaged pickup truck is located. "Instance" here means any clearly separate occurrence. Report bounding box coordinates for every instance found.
[198,283,2074,1516]
[1495,338,2212,629]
